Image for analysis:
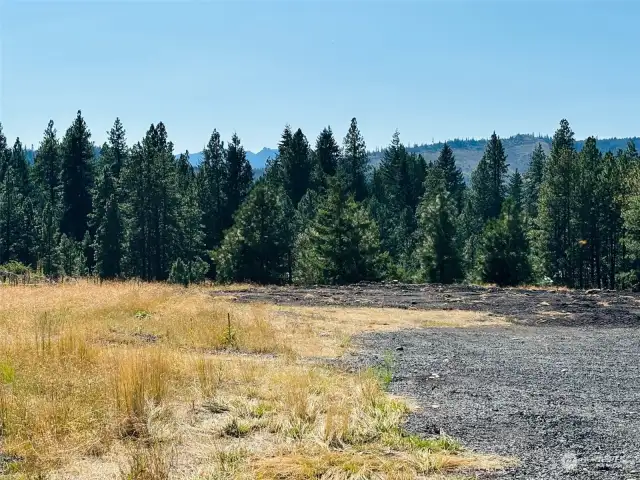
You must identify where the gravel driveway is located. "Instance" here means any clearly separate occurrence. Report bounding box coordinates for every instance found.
[350,325,640,479]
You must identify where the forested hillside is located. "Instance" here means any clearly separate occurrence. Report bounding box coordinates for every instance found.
[369,135,640,178]
[1,113,639,289]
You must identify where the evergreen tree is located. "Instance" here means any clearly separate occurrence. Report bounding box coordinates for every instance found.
[222,133,253,230]
[485,132,508,220]
[176,151,195,193]
[415,176,462,284]
[33,120,62,209]
[0,165,34,266]
[198,129,226,250]
[313,126,341,185]
[0,124,8,181]
[435,142,465,212]
[102,118,127,179]
[217,181,293,284]
[576,137,602,288]
[479,198,530,286]
[121,123,181,280]
[339,118,369,201]
[523,144,546,220]
[9,138,30,194]
[178,182,207,284]
[58,234,81,277]
[371,131,427,274]
[92,166,122,279]
[296,176,384,284]
[39,201,61,276]
[280,128,312,205]
[536,119,578,286]
[61,111,94,241]
[508,170,524,212]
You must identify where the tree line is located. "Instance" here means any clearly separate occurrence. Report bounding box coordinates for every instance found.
[1,112,639,288]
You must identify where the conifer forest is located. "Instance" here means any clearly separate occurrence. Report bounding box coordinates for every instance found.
[2,113,640,289]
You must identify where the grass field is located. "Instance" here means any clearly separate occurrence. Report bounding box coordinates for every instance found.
[0,282,509,479]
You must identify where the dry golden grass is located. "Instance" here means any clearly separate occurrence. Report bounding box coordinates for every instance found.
[267,306,508,358]
[0,282,513,479]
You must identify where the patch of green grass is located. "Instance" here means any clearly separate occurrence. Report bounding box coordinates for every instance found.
[384,430,462,452]
[0,361,15,384]
[370,350,395,390]
[251,401,274,418]
[222,418,252,438]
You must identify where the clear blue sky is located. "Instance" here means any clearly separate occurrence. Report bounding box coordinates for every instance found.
[1,1,639,154]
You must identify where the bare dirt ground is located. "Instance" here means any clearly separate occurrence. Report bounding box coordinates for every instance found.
[219,283,640,479]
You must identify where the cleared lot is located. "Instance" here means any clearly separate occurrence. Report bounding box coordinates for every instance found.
[223,284,640,478]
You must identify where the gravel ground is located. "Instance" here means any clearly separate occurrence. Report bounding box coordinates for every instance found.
[348,326,640,479]
[219,284,640,478]
[220,282,640,327]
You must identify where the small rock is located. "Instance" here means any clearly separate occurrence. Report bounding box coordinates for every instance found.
[395,346,404,351]
[430,404,440,409]
[585,289,601,295]
[429,373,440,379]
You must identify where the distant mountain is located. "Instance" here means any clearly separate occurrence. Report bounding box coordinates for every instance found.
[246,148,278,169]
[369,134,640,179]
[181,147,276,170]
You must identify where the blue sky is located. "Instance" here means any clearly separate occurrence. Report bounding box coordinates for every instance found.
[1,1,639,153]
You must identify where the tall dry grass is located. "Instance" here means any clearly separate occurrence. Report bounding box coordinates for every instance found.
[0,282,511,479]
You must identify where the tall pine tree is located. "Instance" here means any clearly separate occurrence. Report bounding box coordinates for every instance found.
[435,142,465,212]
[61,111,94,241]
[222,133,253,230]
[339,118,369,202]
[198,129,227,250]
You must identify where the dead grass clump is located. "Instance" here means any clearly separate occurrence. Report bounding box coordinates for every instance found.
[120,442,174,480]
[113,349,173,438]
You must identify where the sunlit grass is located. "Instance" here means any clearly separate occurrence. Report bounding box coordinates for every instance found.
[0,282,512,479]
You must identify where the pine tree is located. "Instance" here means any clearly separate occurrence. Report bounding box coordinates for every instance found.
[415,176,462,284]
[536,119,578,286]
[92,166,122,279]
[508,170,524,212]
[176,151,195,193]
[198,129,226,250]
[313,126,341,185]
[576,137,602,288]
[339,118,369,202]
[217,181,293,284]
[102,118,127,179]
[178,183,207,284]
[485,132,508,220]
[121,123,181,280]
[222,133,253,230]
[0,124,9,182]
[33,120,62,209]
[58,234,80,277]
[435,142,465,212]
[523,144,546,220]
[9,138,30,194]
[39,201,61,276]
[0,165,32,266]
[61,111,94,241]
[479,198,530,286]
[296,176,384,284]
[279,127,312,206]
